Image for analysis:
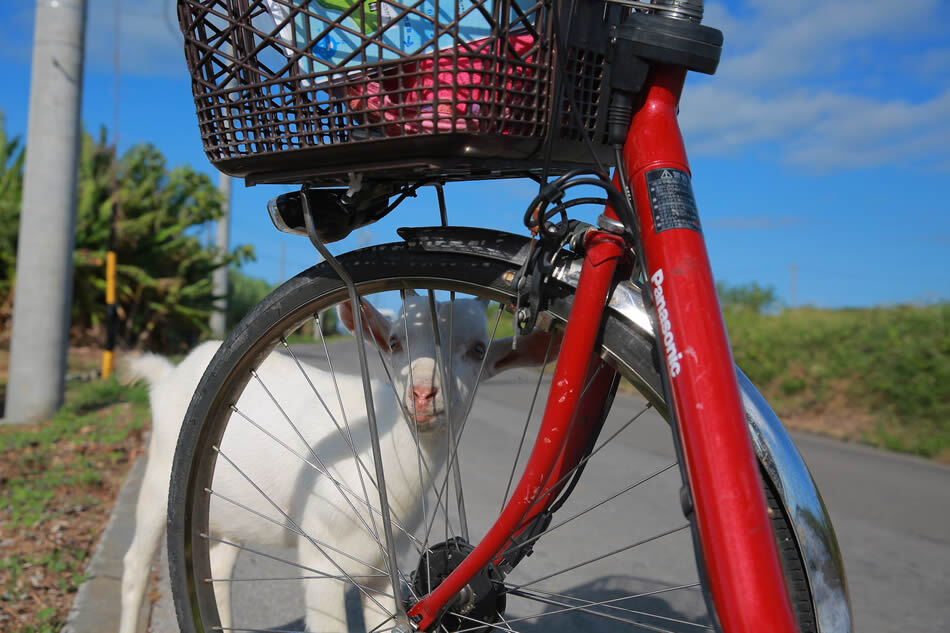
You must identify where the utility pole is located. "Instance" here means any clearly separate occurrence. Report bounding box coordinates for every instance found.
[789,263,798,308]
[280,241,287,283]
[5,0,88,424]
[209,173,231,338]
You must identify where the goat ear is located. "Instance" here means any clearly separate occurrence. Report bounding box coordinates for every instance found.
[485,330,562,378]
[337,299,392,350]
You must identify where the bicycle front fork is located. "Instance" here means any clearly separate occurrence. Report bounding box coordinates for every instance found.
[608,65,799,633]
[409,66,801,633]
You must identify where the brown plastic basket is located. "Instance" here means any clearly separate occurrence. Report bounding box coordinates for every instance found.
[178,0,621,185]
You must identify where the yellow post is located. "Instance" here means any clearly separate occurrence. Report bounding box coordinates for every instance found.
[101,250,117,378]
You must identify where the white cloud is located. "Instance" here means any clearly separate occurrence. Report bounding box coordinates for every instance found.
[682,86,950,169]
[713,0,940,83]
[682,0,950,169]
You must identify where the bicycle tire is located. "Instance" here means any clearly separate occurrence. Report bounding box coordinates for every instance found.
[167,242,816,633]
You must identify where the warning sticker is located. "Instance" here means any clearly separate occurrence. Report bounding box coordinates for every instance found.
[645,168,702,234]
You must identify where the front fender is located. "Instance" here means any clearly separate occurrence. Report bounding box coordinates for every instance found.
[400,225,854,633]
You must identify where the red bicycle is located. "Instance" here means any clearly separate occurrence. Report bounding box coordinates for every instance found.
[168,1,852,632]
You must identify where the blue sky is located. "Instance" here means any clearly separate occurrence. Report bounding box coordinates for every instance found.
[1,0,948,308]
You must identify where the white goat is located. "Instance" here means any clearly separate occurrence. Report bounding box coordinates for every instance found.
[118,295,553,633]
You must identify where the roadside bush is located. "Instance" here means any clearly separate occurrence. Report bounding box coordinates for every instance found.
[0,117,254,350]
[726,303,950,459]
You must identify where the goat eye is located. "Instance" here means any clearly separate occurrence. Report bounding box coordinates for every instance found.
[467,342,486,361]
[389,337,403,353]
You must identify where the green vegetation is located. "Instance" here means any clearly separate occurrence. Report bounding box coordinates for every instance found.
[0,116,254,350]
[0,377,148,527]
[0,377,150,631]
[0,115,24,339]
[724,299,949,460]
[486,303,515,339]
[717,281,780,314]
[227,269,274,329]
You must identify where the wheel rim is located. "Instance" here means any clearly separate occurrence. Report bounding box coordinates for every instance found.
[170,261,795,633]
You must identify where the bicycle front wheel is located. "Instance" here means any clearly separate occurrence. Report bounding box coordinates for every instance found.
[167,242,816,633]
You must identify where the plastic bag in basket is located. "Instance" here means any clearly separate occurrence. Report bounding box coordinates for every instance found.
[265,0,515,70]
[344,33,538,136]
[265,0,539,137]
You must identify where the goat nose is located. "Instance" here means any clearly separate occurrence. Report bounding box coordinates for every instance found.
[412,386,438,402]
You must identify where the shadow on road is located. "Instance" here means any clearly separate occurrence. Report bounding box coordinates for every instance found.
[273,574,709,632]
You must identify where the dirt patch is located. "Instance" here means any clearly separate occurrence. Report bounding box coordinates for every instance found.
[781,409,876,442]
[0,378,149,633]
[771,379,875,440]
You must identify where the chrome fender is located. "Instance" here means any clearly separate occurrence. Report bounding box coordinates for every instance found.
[400,226,854,633]
[583,274,854,633]
[737,370,853,633]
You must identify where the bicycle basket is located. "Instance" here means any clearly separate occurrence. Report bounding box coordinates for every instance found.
[178,0,621,185]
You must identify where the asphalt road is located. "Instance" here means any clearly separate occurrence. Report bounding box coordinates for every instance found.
[143,341,950,633]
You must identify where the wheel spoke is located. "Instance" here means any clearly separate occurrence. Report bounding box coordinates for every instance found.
[210,447,392,615]
[216,627,325,633]
[451,612,520,633]
[206,480,387,576]
[513,401,656,526]
[279,335,379,492]
[282,329,384,555]
[200,534,387,589]
[497,461,679,560]
[510,523,691,590]
[372,331,456,537]
[251,369,387,558]
[348,300,433,599]
[316,312,378,492]
[401,289,434,596]
[208,574,386,582]
[495,360,608,550]
[422,302,504,547]
[425,289,466,543]
[493,609,519,633]
[451,583,702,633]
[228,404,422,551]
[501,331,557,512]
[496,585,707,633]
[446,291,470,543]
[367,615,397,633]
[507,585,712,629]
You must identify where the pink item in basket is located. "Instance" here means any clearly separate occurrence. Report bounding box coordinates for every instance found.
[346,33,538,137]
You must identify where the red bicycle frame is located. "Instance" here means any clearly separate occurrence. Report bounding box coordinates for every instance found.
[408,66,799,633]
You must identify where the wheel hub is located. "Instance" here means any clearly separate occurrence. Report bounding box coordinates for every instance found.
[411,538,507,633]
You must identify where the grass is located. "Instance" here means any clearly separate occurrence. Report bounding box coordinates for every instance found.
[491,300,949,461]
[283,331,349,346]
[486,303,516,339]
[725,303,950,461]
[0,373,150,632]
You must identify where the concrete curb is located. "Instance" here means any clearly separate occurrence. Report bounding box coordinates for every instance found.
[61,457,175,633]
[61,457,147,633]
